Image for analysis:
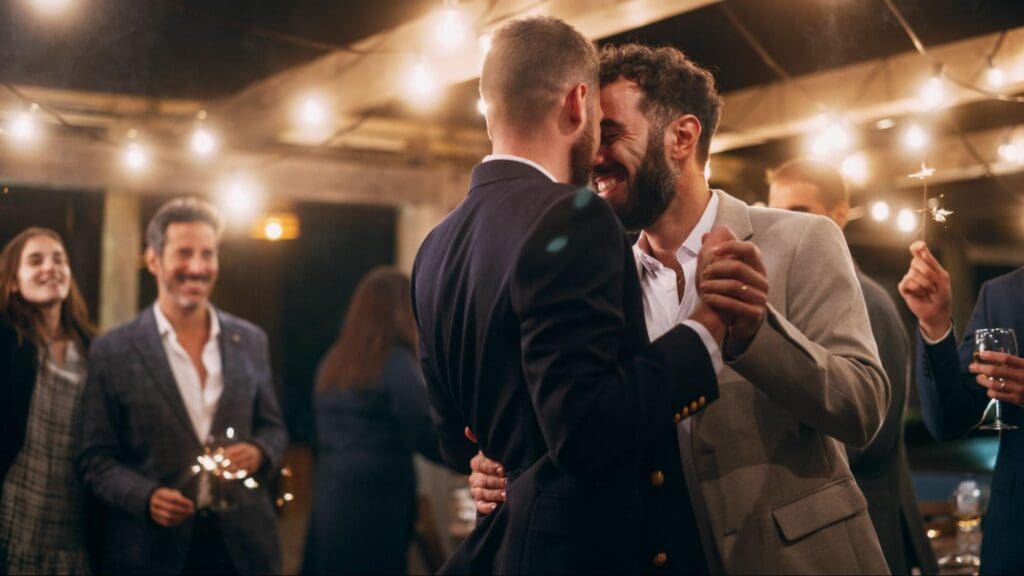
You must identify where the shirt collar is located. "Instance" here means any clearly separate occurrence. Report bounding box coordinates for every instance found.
[483,154,559,183]
[633,192,720,275]
[153,303,221,342]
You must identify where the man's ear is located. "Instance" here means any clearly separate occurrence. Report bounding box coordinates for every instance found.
[144,247,160,276]
[667,114,702,163]
[565,83,588,129]
[831,201,850,230]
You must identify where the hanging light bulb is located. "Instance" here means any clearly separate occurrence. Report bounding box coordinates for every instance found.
[998,141,1024,164]
[433,1,469,52]
[5,110,39,145]
[217,173,263,225]
[903,124,929,152]
[870,201,891,222]
[405,58,440,108]
[294,94,328,128]
[918,74,946,110]
[190,126,218,157]
[122,142,149,173]
[841,152,869,185]
[807,117,852,158]
[986,61,1007,89]
[896,208,917,233]
[28,0,72,16]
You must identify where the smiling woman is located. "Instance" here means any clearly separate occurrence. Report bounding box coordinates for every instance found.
[0,226,97,575]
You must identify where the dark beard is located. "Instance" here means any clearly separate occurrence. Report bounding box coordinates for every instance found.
[616,133,676,232]
[569,116,597,187]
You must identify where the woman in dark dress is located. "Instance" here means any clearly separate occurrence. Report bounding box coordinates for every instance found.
[302,267,444,575]
[0,227,96,575]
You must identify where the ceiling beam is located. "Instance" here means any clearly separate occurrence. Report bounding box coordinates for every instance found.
[213,0,720,146]
[0,130,470,207]
[713,27,1024,153]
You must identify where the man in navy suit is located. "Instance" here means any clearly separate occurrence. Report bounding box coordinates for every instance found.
[78,198,287,575]
[899,241,1024,573]
[412,17,760,575]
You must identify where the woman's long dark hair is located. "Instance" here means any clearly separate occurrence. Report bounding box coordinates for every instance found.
[0,227,96,349]
[316,267,418,392]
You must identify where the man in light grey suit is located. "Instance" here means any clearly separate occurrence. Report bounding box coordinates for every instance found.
[470,44,891,574]
[768,158,938,575]
[78,197,287,575]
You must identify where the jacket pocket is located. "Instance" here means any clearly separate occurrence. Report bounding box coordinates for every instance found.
[771,478,867,542]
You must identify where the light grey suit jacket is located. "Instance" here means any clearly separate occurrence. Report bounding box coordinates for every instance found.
[685,191,891,574]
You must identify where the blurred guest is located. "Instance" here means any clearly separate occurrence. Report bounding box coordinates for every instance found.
[1,227,96,575]
[899,243,1024,573]
[302,267,444,576]
[768,159,938,575]
[77,197,287,575]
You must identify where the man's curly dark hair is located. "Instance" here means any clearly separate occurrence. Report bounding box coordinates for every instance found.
[600,44,722,164]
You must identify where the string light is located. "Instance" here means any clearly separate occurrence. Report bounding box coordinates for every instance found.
[5,106,40,146]
[217,173,263,224]
[293,94,329,129]
[986,62,1007,89]
[478,33,493,56]
[903,124,929,152]
[840,152,869,185]
[190,126,218,157]
[807,119,852,157]
[122,142,149,173]
[874,118,896,130]
[263,219,284,241]
[432,1,470,52]
[998,141,1024,164]
[896,208,917,233]
[918,74,947,110]
[870,201,891,222]
[405,58,440,107]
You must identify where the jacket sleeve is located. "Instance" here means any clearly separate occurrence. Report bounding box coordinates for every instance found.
[417,339,474,474]
[510,190,718,477]
[916,282,993,441]
[726,216,890,448]
[846,281,910,466]
[76,341,161,519]
[248,331,288,474]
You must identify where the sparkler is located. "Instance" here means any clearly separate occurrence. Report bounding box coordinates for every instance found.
[908,162,936,241]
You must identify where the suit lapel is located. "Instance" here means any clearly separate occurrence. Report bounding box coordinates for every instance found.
[712,189,754,241]
[211,309,244,435]
[133,307,199,440]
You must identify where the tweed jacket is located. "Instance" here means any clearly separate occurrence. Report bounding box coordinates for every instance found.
[77,305,287,575]
[685,191,891,574]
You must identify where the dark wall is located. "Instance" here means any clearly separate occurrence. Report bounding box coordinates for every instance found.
[0,186,103,317]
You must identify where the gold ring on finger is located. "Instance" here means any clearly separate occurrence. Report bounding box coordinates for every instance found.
[1001,381,1007,392]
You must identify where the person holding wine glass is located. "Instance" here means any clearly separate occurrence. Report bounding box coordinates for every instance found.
[898,240,1024,573]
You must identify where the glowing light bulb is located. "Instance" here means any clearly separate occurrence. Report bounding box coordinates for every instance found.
[476,97,488,116]
[999,142,1024,164]
[295,95,328,128]
[218,174,262,224]
[190,127,217,157]
[434,2,469,51]
[6,112,38,144]
[264,220,283,241]
[870,201,890,222]
[808,120,852,157]
[122,142,149,172]
[406,59,440,107]
[987,64,1007,89]
[903,124,928,152]
[841,152,869,185]
[918,75,946,110]
[874,118,896,130]
[896,208,917,233]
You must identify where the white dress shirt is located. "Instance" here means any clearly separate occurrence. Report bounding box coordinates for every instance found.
[153,304,223,508]
[483,154,559,182]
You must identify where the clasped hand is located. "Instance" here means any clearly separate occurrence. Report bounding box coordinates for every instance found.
[694,225,769,355]
[970,351,1024,407]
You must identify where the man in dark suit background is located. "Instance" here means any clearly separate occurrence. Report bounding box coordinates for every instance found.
[900,243,1024,573]
[411,17,759,575]
[768,158,937,575]
[77,197,287,575]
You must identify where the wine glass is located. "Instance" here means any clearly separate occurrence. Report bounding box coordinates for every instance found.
[976,328,1018,431]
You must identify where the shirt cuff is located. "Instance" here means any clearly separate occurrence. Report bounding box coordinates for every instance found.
[920,323,953,345]
[682,319,724,375]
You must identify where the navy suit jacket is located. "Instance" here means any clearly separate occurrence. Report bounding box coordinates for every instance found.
[412,160,719,574]
[77,306,288,575]
[916,267,1024,573]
